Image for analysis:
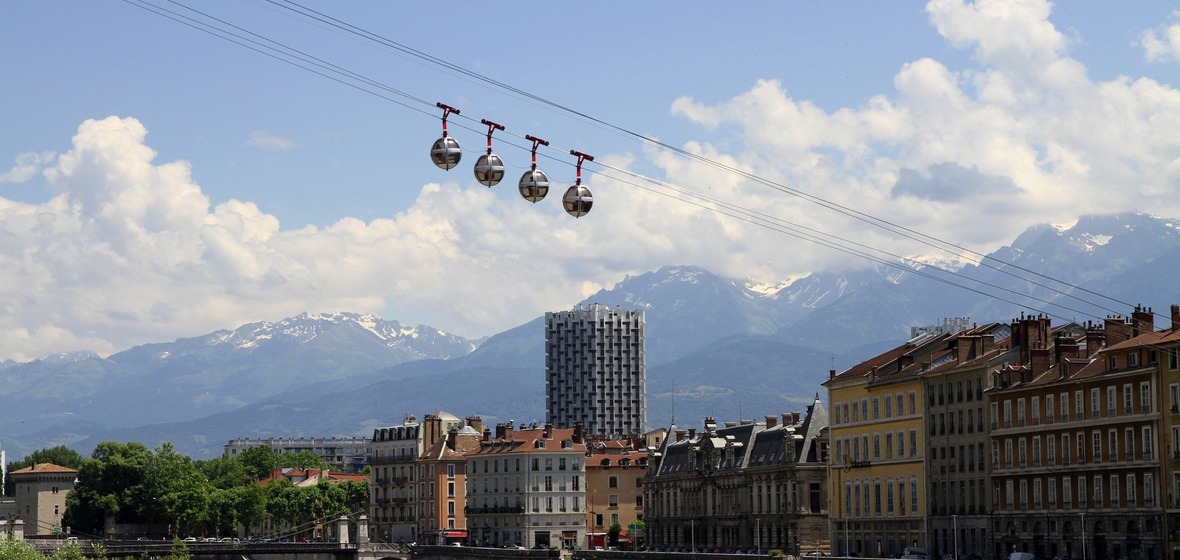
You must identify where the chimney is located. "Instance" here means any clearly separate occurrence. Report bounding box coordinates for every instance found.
[483,426,491,442]
[829,369,836,380]
[1030,344,1051,378]
[466,416,484,435]
[1132,305,1154,336]
[573,422,585,444]
[982,333,995,355]
[1056,334,1080,363]
[1085,325,1106,357]
[765,415,777,428]
[724,422,737,428]
[446,427,457,451]
[688,428,696,439]
[792,412,801,424]
[494,423,506,440]
[782,413,792,426]
[1105,315,1132,345]
[543,422,553,439]
[956,336,977,363]
[676,430,687,442]
[1172,304,1180,331]
[898,355,914,369]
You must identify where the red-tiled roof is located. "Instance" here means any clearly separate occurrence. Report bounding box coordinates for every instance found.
[10,463,77,475]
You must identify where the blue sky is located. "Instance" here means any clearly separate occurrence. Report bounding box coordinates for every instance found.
[1,1,1179,361]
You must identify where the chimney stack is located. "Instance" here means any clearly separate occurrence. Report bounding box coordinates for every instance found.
[1030,344,1051,378]
[676,430,687,442]
[1105,315,1132,345]
[688,428,696,439]
[765,415,777,428]
[1172,304,1180,331]
[1133,305,1154,336]
[543,422,553,439]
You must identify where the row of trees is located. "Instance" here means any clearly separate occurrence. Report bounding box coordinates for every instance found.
[2,441,368,540]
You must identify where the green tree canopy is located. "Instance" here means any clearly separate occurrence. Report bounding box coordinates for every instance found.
[236,446,278,481]
[277,450,326,470]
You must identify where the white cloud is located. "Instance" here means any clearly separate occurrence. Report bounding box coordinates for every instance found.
[246,131,295,151]
[0,151,55,183]
[1141,10,1180,62]
[3,0,1180,361]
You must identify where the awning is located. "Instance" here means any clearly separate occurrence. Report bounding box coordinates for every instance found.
[443,531,468,538]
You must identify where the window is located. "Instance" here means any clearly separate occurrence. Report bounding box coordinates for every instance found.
[1143,426,1154,459]
[1062,434,1071,464]
[448,482,455,497]
[560,458,567,470]
[1124,384,1133,414]
[1017,399,1027,425]
[1032,397,1040,424]
[872,397,880,420]
[1048,436,1056,465]
[897,393,905,416]
[609,476,618,488]
[897,430,905,458]
[885,433,894,459]
[874,433,881,459]
[1093,431,1103,463]
[910,476,919,514]
[1142,382,1153,413]
[1109,429,1119,461]
[1047,394,1055,422]
[886,478,895,515]
[1076,390,1085,419]
[1125,428,1135,461]
[885,396,892,418]
[1063,477,1072,507]
[1111,356,1119,369]
[1110,474,1120,507]
[545,476,553,491]
[1078,477,1087,507]
[447,464,455,478]
[609,494,618,507]
[1127,474,1137,505]
[910,430,918,457]
[1093,475,1103,505]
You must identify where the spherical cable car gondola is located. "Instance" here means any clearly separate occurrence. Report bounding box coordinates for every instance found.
[518,135,550,203]
[474,119,506,187]
[563,150,594,218]
[430,103,462,170]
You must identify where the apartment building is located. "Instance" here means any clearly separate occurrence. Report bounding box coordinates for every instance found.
[924,322,1019,560]
[465,422,588,549]
[826,333,948,557]
[989,308,1167,560]
[584,437,649,549]
[369,411,462,542]
[644,398,829,554]
[546,304,646,437]
[415,418,483,545]
[224,436,369,473]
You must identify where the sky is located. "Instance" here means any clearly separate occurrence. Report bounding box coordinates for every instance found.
[1,1,1179,362]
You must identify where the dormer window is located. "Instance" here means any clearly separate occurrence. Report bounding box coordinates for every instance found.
[1111,356,1119,370]
[1128,353,1138,367]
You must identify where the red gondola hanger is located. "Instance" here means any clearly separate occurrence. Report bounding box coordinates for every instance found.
[563,150,594,218]
[474,119,506,187]
[430,103,462,170]
[518,135,550,203]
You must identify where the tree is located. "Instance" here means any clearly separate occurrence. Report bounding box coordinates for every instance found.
[65,441,154,534]
[5,445,84,496]
[195,456,247,490]
[0,538,44,560]
[237,446,278,481]
[608,522,623,547]
[277,450,326,470]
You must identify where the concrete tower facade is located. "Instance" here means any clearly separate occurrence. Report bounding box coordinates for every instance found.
[545,304,646,437]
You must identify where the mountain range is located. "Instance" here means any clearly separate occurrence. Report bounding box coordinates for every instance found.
[4,211,1180,460]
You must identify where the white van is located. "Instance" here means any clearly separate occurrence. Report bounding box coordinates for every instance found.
[1008,553,1036,560]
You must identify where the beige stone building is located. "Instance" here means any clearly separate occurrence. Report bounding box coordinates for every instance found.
[11,463,76,537]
